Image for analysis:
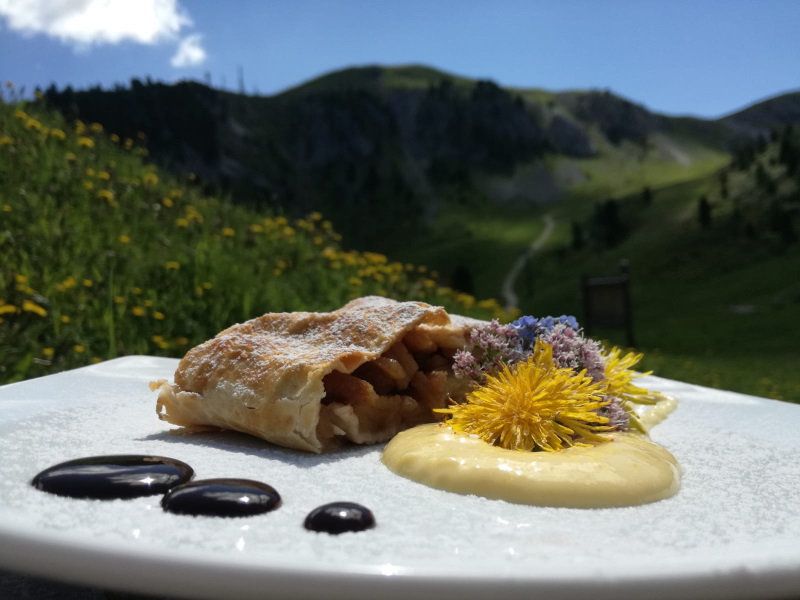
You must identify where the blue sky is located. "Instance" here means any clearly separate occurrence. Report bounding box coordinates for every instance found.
[1,0,798,118]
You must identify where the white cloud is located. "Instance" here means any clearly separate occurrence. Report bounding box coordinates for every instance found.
[171,33,205,67]
[0,0,206,65]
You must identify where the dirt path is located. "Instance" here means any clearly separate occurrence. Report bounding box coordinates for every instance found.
[501,213,556,310]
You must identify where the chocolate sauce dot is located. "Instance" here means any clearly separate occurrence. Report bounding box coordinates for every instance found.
[31,455,194,500]
[304,502,375,534]
[161,478,281,517]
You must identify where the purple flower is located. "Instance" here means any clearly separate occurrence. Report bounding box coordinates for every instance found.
[597,398,630,431]
[539,323,606,382]
[510,315,579,350]
[453,320,524,383]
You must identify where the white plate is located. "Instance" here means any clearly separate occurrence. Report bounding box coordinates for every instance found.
[1,356,799,600]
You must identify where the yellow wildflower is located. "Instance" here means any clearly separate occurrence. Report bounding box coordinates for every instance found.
[0,304,19,315]
[61,276,76,290]
[42,347,55,357]
[15,274,27,283]
[164,261,180,270]
[201,281,213,290]
[22,300,47,317]
[437,340,611,452]
[0,136,13,146]
[144,299,153,307]
[1,204,11,212]
[25,118,41,130]
[222,227,235,237]
[348,277,363,287]
[137,131,146,140]
[249,224,263,233]
[153,311,165,320]
[272,268,283,277]
[90,122,103,133]
[132,287,142,295]
[49,128,66,140]
[175,217,189,228]
[310,211,323,221]
[65,152,77,161]
[73,345,85,354]
[15,110,27,119]
[118,235,131,244]
[175,337,189,346]
[123,138,134,149]
[312,236,323,245]
[91,357,102,364]
[82,279,93,287]
[60,315,70,323]
[110,133,120,143]
[83,181,94,190]
[143,172,159,185]
[77,137,95,148]
[132,306,146,317]
[282,226,295,237]
[162,197,174,208]
[170,189,183,199]
[97,189,114,202]
[114,296,125,304]
[603,347,667,432]
[85,168,95,176]
[98,171,111,180]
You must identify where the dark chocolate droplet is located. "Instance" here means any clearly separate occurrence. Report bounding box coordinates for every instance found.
[304,502,375,534]
[31,455,194,500]
[161,478,281,517]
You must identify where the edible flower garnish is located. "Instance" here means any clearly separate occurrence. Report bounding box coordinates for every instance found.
[437,340,611,452]
[603,347,667,433]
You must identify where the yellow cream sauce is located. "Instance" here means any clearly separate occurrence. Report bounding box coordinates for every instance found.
[382,396,680,508]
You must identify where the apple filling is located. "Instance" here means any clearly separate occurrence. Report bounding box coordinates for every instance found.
[317,327,471,445]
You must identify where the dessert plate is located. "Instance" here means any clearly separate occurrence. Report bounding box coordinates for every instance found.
[0,356,799,600]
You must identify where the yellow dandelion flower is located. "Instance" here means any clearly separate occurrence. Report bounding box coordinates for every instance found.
[222,227,235,237]
[74,120,86,134]
[162,197,174,208]
[42,347,55,357]
[123,138,134,149]
[348,277,363,287]
[73,345,85,354]
[164,261,180,270]
[170,189,183,199]
[312,236,323,245]
[310,211,323,221]
[77,137,95,148]
[133,287,142,295]
[0,136,14,146]
[175,217,189,228]
[603,347,667,432]
[143,172,159,185]
[97,189,114,202]
[132,306,146,317]
[113,295,125,304]
[82,279,93,287]
[0,304,19,315]
[118,235,131,244]
[272,268,283,277]
[90,122,103,133]
[137,131,146,140]
[60,315,71,323]
[15,274,27,283]
[25,118,41,130]
[14,110,27,119]
[437,340,611,452]
[249,224,263,233]
[153,311,165,320]
[91,357,102,364]
[282,226,295,237]
[85,168,95,176]
[144,299,153,307]
[201,281,213,290]
[49,128,66,140]
[98,171,111,180]
[22,300,48,317]
[83,181,94,190]
[110,133,120,143]
[176,337,189,346]
[2,204,11,212]
[422,279,437,289]
[65,152,77,161]
[61,276,76,289]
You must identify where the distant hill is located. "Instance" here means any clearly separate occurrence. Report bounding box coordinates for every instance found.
[40,64,796,250]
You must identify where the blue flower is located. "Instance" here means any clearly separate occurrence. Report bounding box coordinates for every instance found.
[510,315,580,349]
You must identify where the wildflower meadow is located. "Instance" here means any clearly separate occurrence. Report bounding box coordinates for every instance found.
[0,87,515,384]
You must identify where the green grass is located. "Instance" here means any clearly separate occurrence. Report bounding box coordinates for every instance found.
[0,96,511,384]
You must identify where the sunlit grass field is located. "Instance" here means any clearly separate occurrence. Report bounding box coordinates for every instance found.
[0,91,514,384]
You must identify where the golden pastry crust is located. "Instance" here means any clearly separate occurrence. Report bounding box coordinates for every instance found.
[153,296,481,452]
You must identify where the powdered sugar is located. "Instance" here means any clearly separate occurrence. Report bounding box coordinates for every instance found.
[1,357,800,595]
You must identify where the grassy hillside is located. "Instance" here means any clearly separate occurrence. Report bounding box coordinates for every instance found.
[0,93,513,384]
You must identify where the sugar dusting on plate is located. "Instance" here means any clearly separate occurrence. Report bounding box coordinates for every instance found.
[0,359,800,580]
